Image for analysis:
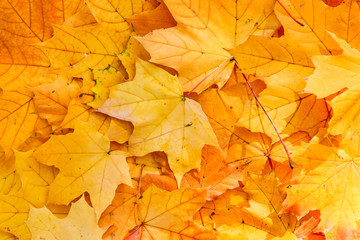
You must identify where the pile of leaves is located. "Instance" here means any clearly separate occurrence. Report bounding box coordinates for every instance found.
[1,0,360,239]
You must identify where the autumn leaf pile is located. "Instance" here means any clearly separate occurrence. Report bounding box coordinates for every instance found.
[2,0,360,239]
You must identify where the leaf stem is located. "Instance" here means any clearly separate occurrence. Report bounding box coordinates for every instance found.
[198,210,205,227]
[137,164,144,199]
[184,57,233,97]
[240,71,294,169]
[276,0,305,27]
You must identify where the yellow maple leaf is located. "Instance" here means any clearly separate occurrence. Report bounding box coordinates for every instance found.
[97,59,218,183]
[242,172,296,236]
[236,85,299,140]
[26,195,103,240]
[0,231,17,240]
[285,139,360,240]
[137,0,277,92]
[105,118,133,144]
[162,0,276,49]
[62,1,98,28]
[304,34,360,136]
[32,121,131,218]
[327,88,360,136]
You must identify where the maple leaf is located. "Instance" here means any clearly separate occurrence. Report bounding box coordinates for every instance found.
[0,231,16,240]
[137,0,277,92]
[100,185,215,240]
[54,73,117,132]
[327,89,360,136]
[62,1,98,28]
[26,195,103,240]
[105,117,133,144]
[96,59,218,183]
[242,172,297,236]
[32,121,132,218]
[284,138,360,240]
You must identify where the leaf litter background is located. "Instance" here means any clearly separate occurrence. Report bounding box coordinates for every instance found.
[0,0,359,239]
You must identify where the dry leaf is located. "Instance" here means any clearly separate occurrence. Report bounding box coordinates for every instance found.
[26,195,103,240]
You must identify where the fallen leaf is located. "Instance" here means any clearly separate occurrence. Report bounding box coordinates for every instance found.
[26,195,103,240]
[284,139,360,240]
[137,0,278,92]
[97,59,218,183]
[32,121,131,218]
[101,185,215,240]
